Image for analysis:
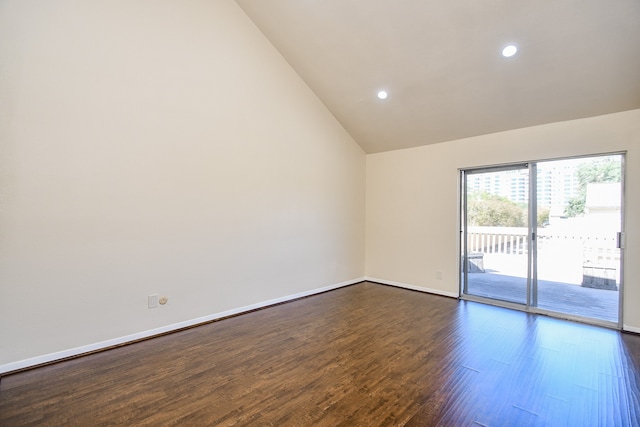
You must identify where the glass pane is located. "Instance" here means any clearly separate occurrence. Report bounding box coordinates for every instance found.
[464,168,529,305]
[535,155,621,323]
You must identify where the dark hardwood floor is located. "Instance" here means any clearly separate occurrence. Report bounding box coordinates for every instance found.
[1,282,639,426]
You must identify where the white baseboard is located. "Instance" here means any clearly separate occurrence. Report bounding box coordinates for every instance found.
[366,277,459,298]
[623,324,640,334]
[0,277,365,376]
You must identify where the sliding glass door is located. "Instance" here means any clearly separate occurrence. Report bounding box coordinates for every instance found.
[462,164,530,306]
[534,156,622,323]
[460,154,623,327]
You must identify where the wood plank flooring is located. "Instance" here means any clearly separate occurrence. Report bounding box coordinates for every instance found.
[1,282,639,426]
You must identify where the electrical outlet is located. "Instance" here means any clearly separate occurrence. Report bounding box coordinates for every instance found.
[159,296,168,305]
[148,294,159,309]
[435,271,443,280]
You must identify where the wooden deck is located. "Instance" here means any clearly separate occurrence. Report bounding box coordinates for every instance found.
[1,282,638,426]
[466,254,619,323]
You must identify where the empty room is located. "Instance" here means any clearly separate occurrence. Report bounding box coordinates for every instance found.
[1,1,639,425]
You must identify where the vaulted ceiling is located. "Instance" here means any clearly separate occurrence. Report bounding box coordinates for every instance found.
[236,0,640,153]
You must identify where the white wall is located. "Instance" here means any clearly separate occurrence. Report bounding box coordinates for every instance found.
[366,110,640,331]
[0,0,365,370]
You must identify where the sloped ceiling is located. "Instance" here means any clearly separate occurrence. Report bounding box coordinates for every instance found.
[236,0,640,153]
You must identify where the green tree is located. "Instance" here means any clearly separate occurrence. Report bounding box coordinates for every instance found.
[565,156,621,217]
[537,207,550,226]
[565,197,585,218]
[467,192,525,227]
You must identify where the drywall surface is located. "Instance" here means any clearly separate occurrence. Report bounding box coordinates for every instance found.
[366,109,640,330]
[0,0,365,368]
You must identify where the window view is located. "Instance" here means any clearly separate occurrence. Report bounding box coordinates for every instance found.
[461,154,623,325]
[463,165,530,305]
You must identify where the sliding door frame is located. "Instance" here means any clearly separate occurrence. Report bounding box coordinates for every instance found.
[458,153,625,330]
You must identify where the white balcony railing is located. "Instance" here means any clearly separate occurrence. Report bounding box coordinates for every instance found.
[466,226,620,267]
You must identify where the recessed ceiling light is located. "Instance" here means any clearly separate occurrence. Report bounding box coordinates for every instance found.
[502,44,518,58]
[377,90,388,100]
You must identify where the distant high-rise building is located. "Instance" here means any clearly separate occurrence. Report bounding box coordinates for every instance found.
[467,159,582,208]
